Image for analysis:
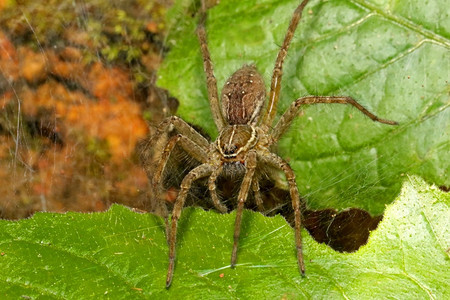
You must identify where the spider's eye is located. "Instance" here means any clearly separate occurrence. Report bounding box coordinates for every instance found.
[224,145,238,155]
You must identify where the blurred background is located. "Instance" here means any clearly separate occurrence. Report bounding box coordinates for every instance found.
[0,0,178,219]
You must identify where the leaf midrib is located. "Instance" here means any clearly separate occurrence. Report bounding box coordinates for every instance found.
[351,0,450,46]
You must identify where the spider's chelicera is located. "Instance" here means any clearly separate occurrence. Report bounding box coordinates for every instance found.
[142,0,398,288]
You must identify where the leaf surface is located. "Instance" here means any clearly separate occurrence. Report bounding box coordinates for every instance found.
[0,176,448,298]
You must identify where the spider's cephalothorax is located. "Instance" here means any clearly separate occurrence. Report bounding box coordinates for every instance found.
[141,0,398,288]
[217,124,258,160]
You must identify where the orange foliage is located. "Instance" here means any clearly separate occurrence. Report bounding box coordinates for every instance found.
[0,38,154,218]
[88,62,135,101]
[16,53,149,162]
[18,47,47,83]
[0,31,19,81]
[1,31,149,163]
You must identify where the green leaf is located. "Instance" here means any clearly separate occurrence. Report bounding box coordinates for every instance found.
[0,176,448,298]
[157,0,449,214]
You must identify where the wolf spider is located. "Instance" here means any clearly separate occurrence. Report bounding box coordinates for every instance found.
[145,0,398,287]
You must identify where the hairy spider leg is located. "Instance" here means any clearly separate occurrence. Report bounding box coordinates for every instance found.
[258,151,305,274]
[252,180,265,211]
[152,133,208,197]
[140,116,210,229]
[197,0,226,131]
[270,96,399,144]
[145,116,210,152]
[261,0,311,130]
[166,163,214,288]
[208,164,228,213]
[148,117,209,211]
[230,151,258,267]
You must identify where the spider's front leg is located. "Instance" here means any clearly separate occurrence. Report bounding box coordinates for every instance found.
[258,151,305,275]
[270,96,399,144]
[197,0,226,131]
[139,117,211,242]
[261,0,311,130]
[231,151,257,267]
[166,163,213,288]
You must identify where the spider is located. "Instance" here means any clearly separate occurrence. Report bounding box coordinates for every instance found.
[143,0,398,288]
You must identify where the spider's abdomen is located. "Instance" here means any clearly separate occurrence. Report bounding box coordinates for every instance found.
[221,65,266,125]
